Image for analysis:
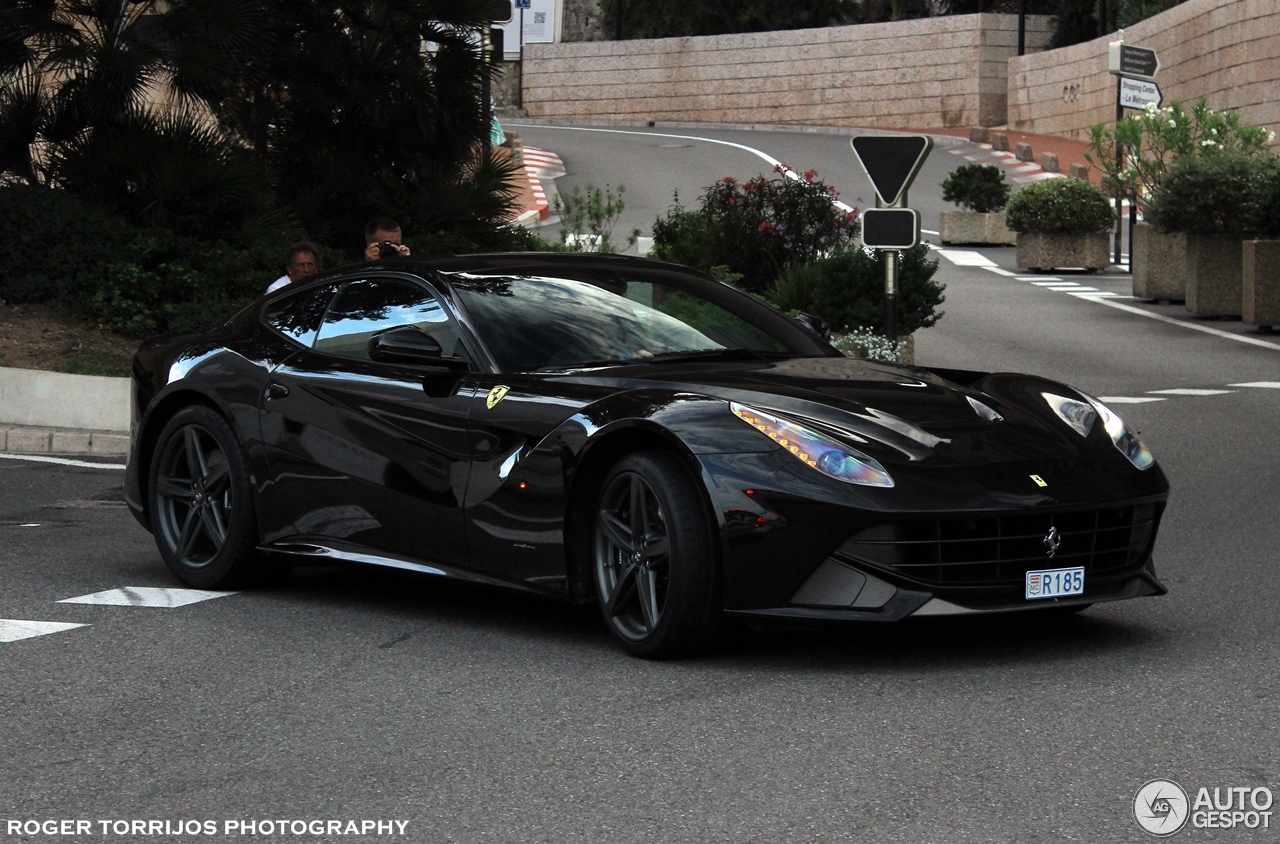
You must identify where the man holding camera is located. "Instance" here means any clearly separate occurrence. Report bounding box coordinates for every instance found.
[363,217,411,261]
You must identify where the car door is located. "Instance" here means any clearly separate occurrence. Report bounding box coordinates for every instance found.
[258,273,480,568]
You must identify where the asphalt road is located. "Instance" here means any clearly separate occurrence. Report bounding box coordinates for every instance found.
[3,124,1280,843]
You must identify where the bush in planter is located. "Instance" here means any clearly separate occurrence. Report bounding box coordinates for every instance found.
[768,245,944,336]
[1145,153,1280,235]
[1004,178,1114,233]
[1144,152,1280,316]
[941,164,1010,213]
[651,168,860,292]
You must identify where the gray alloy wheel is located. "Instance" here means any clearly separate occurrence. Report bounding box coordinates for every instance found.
[592,451,721,658]
[149,405,262,588]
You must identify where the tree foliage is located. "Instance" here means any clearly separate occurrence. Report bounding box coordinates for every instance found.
[0,0,519,251]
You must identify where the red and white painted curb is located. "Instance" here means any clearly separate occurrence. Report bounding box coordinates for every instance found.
[522,147,566,221]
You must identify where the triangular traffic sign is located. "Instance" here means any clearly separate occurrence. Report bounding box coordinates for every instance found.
[850,135,934,206]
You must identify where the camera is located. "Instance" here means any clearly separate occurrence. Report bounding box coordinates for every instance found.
[378,240,400,260]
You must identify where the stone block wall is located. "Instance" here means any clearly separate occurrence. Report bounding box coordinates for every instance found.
[1008,0,1280,142]
[523,14,1053,128]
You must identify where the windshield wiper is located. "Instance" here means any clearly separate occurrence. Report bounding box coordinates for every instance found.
[649,349,796,364]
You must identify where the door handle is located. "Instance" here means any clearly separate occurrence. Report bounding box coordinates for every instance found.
[265,382,290,400]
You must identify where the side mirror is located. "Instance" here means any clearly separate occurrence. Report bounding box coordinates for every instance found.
[793,312,831,341]
[368,326,468,370]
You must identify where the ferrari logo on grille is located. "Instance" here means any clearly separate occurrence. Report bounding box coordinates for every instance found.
[486,385,510,409]
[1030,474,1048,487]
[1043,526,1061,557]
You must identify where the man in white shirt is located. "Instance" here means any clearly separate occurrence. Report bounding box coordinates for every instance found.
[267,242,321,294]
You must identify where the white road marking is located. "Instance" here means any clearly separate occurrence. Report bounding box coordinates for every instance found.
[507,123,856,212]
[1070,292,1130,298]
[936,250,997,267]
[921,229,940,236]
[1147,388,1236,396]
[58,587,235,608]
[0,619,88,642]
[1057,287,1099,292]
[1099,397,1168,404]
[0,453,125,470]
[1230,382,1280,388]
[1021,276,1063,282]
[983,267,1017,276]
[1087,298,1280,352]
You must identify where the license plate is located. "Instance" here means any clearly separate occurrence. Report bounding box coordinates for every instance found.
[1026,566,1084,600]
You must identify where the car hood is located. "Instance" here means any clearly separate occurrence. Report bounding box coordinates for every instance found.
[554,355,1112,465]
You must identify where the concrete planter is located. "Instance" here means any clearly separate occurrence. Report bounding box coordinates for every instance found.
[939,211,1016,245]
[1185,233,1245,317]
[1243,240,1280,330]
[1131,223,1188,301]
[1015,232,1111,271]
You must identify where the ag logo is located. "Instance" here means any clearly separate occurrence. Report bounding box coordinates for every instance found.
[486,385,510,409]
[1134,779,1189,836]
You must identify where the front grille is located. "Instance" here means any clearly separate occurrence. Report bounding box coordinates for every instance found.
[837,503,1160,589]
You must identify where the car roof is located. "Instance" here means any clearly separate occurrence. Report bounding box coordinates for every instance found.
[318,251,721,283]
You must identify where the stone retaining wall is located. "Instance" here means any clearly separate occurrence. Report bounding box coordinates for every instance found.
[1008,0,1280,142]
[524,14,1053,128]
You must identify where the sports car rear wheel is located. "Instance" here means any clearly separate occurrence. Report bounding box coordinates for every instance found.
[149,405,262,589]
[593,451,720,658]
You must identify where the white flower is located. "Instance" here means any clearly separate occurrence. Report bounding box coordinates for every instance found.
[1168,120,1177,128]
[1210,127,1218,135]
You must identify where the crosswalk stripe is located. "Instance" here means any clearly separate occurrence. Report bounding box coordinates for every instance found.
[57,587,236,608]
[0,619,88,642]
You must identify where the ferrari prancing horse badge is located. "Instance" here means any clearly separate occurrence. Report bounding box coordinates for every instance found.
[487,385,510,409]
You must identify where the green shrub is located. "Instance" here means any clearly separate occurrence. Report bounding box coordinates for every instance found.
[0,185,338,336]
[1145,153,1280,235]
[1004,178,1114,234]
[768,245,944,336]
[651,169,860,291]
[550,183,639,253]
[941,164,1011,213]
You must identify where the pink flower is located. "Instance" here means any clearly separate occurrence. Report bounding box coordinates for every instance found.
[720,176,737,185]
[804,169,819,181]
[758,221,776,233]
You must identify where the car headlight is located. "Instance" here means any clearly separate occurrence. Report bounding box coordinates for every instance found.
[730,402,894,487]
[1041,392,1154,470]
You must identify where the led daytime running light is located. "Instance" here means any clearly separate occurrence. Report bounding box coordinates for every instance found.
[730,402,894,487]
[1088,397,1155,470]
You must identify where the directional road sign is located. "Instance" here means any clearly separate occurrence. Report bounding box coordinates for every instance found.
[515,0,531,8]
[849,135,933,207]
[1119,76,1162,109]
[861,208,920,249]
[1108,42,1159,80]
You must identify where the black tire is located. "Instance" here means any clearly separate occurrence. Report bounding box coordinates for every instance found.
[592,451,721,658]
[148,405,264,589]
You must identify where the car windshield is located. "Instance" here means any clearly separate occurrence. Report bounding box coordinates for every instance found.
[448,272,830,372]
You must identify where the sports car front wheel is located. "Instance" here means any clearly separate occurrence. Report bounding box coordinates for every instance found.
[149,405,263,589]
[593,451,721,658]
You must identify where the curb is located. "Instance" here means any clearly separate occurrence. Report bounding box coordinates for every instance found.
[2,425,129,457]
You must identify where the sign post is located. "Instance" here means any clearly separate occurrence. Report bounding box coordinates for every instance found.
[516,0,530,108]
[1108,35,1160,268]
[850,135,933,345]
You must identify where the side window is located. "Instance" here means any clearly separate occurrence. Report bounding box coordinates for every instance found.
[263,283,341,347]
[313,278,462,361]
